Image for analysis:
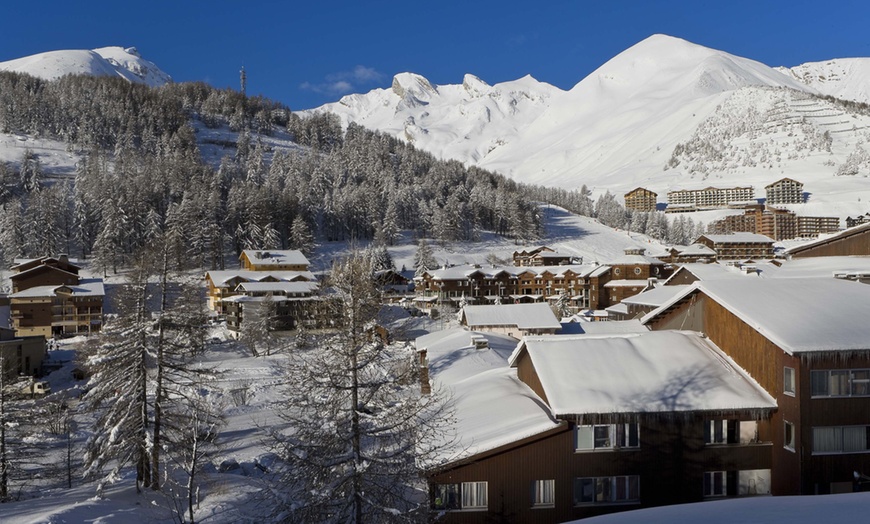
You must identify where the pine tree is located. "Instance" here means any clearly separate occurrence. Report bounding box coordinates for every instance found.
[413,238,438,276]
[289,215,315,256]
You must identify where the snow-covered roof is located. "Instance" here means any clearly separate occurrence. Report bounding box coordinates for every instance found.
[241,249,309,267]
[234,281,319,294]
[675,243,717,256]
[560,319,649,336]
[698,233,774,243]
[603,279,650,288]
[462,303,561,330]
[663,262,765,284]
[607,254,665,266]
[643,278,870,354]
[510,331,776,416]
[419,263,600,282]
[603,303,629,315]
[784,221,870,255]
[206,270,315,287]
[417,328,561,466]
[620,285,690,307]
[10,279,104,298]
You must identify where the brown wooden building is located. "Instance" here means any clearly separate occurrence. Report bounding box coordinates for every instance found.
[0,327,46,380]
[785,222,870,258]
[205,269,316,314]
[624,187,658,212]
[695,233,775,260]
[8,256,104,338]
[512,246,575,267]
[239,249,310,271]
[643,278,870,495]
[425,330,776,523]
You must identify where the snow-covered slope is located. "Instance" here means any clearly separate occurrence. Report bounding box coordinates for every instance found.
[308,34,870,220]
[0,46,171,86]
[778,58,870,104]
[304,72,562,163]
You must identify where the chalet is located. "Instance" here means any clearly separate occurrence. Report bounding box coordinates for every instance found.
[695,233,775,260]
[222,280,323,334]
[205,270,316,314]
[512,246,574,267]
[414,264,598,312]
[239,249,310,271]
[655,243,717,264]
[10,280,105,338]
[424,330,776,523]
[10,255,82,293]
[459,303,561,337]
[0,327,46,380]
[606,285,689,321]
[373,269,412,301]
[8,255,104,338]
[599,248,670,308]
[785,222,870,258]
[623,187,657,212]
[642,278,870,495]
[845,213,870,229]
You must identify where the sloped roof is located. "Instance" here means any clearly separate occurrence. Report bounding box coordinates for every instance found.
[608,254,666,266]
[462,303,561,330]
[241,249,309,266]
[235,281,319,294]
[416,328,561,466]
[206,270,315,287]
[559,319,649,336]
[11,278,104,298]
[419,264,599,281]
[784,222,870,256]
[621,285,690,307]
[643,278,870,354]
[698,233,774,244]
[510,331,776,416]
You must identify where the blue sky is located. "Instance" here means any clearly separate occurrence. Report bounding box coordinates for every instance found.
[2,0,869,110]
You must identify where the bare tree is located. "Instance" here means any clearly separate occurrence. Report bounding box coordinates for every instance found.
[267,251,452,523]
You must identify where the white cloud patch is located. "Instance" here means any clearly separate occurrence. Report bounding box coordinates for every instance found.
[301,65,385,95]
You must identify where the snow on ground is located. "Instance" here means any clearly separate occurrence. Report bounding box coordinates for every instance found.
[580,491,870,524]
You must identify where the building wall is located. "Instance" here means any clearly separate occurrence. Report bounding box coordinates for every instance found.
[430,415,772,523]
[789,228,870,258]
[11,266,79,293]
[0,336,46,379]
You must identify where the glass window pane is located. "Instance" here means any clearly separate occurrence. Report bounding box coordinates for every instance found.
[628,476,639,501]
[576,425,594,450]
[831,371,849,396]
[811,370,828,397]
[813,426,841,453]
[594,425,611,448]
[628,423,639,447]
[575,478,594,503]
[851,370,870,396]
[616,476,627,501]
[596,477,612,502]
[843,426,867,452]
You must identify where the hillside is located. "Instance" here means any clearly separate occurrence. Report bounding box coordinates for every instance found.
[0,46,171,86]
[310,34,870,221]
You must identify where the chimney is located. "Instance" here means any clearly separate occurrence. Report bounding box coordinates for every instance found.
[418,349,431,395]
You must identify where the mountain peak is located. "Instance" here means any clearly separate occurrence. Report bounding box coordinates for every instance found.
[0,46,171,87]
[391,73,438,101]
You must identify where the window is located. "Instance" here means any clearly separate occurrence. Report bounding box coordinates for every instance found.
[704,419,758,444]
[576,423,640,451]
[812,425,870,454]
[574,476,639,505]
[784,367,795,396]
[784,421,795,452]
[633,267,642,275]
[432,481,487,511]
[810,369,870,397]
[613,268,621,276]
[532,479,555,507]
[704,471,727,497]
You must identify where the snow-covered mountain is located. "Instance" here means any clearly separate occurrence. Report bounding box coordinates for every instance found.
[777,58,870,104]
[0,46,171,87]
[308,34,870,220]
[304,72,562,164]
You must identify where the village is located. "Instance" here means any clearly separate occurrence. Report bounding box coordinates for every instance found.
[4,209,870,523]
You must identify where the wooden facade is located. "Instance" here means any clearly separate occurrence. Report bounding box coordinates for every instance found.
[786,222,870,258]
[695,234,775,260]
[0,327,46,380]
[430,406,773,523]
[645,287,870,495]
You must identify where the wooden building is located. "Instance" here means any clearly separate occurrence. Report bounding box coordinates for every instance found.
[0,327,46,380]
[239,249,310,271]
[695,233,775,260]
[624,187,658,212]
[765,178,804,205]
[205,269,316,314]
[424,330,776,523]
[785,222,870,258]
[221,281,322,334]
[459,303,562,337]
[512,246,574,267]
[642,278,870,495]
[8,255,104,338]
